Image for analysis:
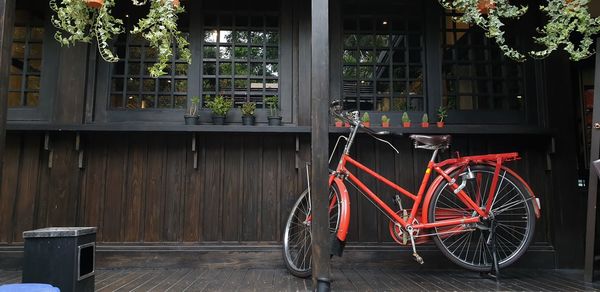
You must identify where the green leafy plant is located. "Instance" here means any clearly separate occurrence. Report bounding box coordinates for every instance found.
[186,96,200,116]
[335,117,343,123]
[402,112,411,123]
[265,96,280,117]
[422,113,429,123]
[361,112,370,123]
[205,95,233,117]
[438,0,528,61]
[50,0,123,62]
[241,101,256,117]
[381,115,390,123]
[437,106,448,122]
[132,0,192,77]
[530,0,600,61]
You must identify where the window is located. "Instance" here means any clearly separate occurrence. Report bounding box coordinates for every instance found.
[8,20,44,108]
[109,33,189,110]
[202,14,279,108]
[342,15,425,112]
[442,11,525,112]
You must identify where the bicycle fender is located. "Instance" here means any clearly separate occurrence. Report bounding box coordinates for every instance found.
[333,178,351,242]
[497,165,541,219]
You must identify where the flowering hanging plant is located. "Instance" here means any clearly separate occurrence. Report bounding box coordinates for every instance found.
[438,0,529,61]
[50,0,123,62]
[131,0,192,77]
[530,0,600,61]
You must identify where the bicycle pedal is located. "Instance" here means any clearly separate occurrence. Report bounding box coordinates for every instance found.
[412,253,424,265]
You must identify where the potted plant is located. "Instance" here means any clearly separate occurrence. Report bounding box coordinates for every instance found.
[402,112,411,128]
[361,112,370,127]
[477,0,496,14]
[437,106,448,128]
[241,101,256,126]
[184,96,200,125]
[345,121,351,128]
[334,118,343,128]
[381,115,390,128]
[265,96,282,126]
[50,0,123,62]
[131,0,192,77]
[205,95,233,125]
[421,113,429,128]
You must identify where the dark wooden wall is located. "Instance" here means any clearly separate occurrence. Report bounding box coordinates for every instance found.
[1,132,553,246]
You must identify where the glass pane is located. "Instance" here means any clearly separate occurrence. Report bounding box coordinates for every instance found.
[159,79,172,92]
[27,76,40,90]
[145,48,158,59]
[31,28,45,41]
[359,66,372,79]
[11,61,23,74]
[250,16,263,27]
[142,79,156,92]
[220,30,232,43]
[204,46,217,58]
[250,79,263,91]
[111,78,124,92]
[231,31,248,43]
[250,31,265,44]
[219,46,232,59]
[221,15,233,26]
[174,95,186,109]
[376,81,390,94]
[110,94,123,108]
[8,92,20,107]
[220,63,232,75]
[250,47,264,59]
[359,50,375,63]
[265,16,278,28]
[11,43,25,58]
[13,27,26,41]
[204,62,216,75]
[175,79,187,92]
[234,79,248,90]
[141,95,154,109]
[127,78,140,91]
[113,61,124,75]
[251,63,263,76]
[130,46,142,59]
[204,30,218,43]
[266,80,278,91]
[219,78,232,91]
[374,64,389,79]
[234,47,248,59]
[408,49,421,63]
[265,63,278,77]
[235,63,249,75]
[344,34,358,48]
[158,95,172,108]
[343,66,356,78]
[203,78,216,91]
[359,35,374,47]
[391,97,407,111]
[128,63,141,75]
[175,63,188,75]
[8,75,21,90]
[127,95,140,109]
[265,32,278,45]
[375,35,389,47]
[266,47,278,60]
[25,92,39,107]
[393,66,406,79]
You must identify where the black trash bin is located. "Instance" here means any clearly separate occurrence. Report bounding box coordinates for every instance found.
[22,227,96,292]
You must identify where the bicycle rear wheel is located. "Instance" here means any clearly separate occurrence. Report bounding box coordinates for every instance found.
[282,185,342,278]
[428,164,535,272]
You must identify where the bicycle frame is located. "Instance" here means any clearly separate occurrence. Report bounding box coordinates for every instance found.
[327,123,540,243]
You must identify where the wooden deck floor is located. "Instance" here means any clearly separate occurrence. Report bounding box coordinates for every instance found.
[1,268,599,291]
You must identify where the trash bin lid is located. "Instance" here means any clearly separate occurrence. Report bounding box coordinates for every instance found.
[23,227,97,238]
[0,284,60,292]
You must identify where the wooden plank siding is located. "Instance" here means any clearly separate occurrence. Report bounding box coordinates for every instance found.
[1,132,552,247]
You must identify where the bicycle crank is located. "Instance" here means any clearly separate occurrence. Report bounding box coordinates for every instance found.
[406,226,424,265]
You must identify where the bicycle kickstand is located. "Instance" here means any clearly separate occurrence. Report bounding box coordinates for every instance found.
[481,219,500,281]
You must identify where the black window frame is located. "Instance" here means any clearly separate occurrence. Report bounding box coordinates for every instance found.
[8,7,59,122]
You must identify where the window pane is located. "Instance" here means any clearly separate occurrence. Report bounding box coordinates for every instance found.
[8,92,21,107]
[25,92,39,107]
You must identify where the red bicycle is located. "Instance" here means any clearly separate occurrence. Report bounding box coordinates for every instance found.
[283,104,541,278]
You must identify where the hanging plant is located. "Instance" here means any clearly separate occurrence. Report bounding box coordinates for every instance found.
[50,0,123,62]
[530,0,600,61]
[131,0,192,78]
[438,0,528,61]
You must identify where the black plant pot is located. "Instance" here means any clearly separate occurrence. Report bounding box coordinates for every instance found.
[268,116,282,126]
[184,115,199,125]
[242,116,256,125]
[212,115,226,125]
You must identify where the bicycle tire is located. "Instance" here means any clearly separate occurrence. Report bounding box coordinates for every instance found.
[282,185,342,278]
[428,164,536,272]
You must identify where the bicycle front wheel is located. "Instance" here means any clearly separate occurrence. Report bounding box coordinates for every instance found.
[428,164,535,272]
[282,185,342,278]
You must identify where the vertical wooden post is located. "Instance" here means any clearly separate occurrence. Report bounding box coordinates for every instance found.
[0,0,16,182]
[584,39,600,282]
[310,0,331,290]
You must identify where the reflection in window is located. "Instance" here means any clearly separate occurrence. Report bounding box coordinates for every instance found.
[442,11,525,111]
[342,16,425,112]
[9,23,44,107]
[202,13,279,108]
[110,33,189,110]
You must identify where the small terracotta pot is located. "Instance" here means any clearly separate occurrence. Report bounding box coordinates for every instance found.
[344,122,351,128]
[85,0,103,9]
[477,0,496,14]
[403,122,411,128]
[382,122,390,128]
[421,122,429,128]
[173,0,180,7]
[363,122,371,128]
[335,121,343,128]
[437,122,445,128]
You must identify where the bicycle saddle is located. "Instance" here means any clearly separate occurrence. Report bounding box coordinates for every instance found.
[409,135,451,149]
